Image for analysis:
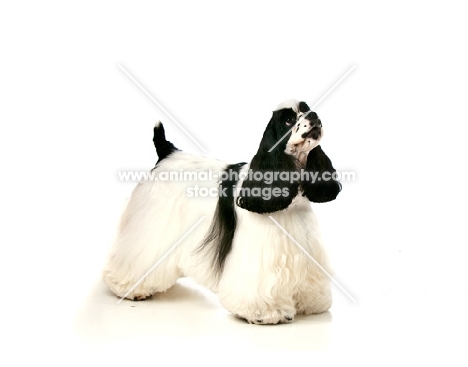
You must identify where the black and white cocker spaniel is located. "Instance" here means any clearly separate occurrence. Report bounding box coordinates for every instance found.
[103,99,341,324]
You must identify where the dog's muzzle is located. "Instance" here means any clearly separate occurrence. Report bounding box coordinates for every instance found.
[284,112,323,162]
[288,113,322,145]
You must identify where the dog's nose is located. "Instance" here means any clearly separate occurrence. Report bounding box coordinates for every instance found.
[313,118,322,128]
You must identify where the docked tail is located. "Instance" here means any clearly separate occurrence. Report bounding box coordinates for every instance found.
[153,121,179,163]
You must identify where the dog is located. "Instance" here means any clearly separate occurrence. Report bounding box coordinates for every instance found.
[103,99,341,324]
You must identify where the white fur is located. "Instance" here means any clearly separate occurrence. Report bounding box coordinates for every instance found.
[275,99,300,112]
[103,150,333,324]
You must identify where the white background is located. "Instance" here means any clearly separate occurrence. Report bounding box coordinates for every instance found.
[1,0,468,365]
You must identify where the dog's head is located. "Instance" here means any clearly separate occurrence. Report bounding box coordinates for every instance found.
[283,101,323,165]
[236,100,341,213]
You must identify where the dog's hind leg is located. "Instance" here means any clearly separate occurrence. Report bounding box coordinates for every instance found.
[103,251,183,301]
[102,180,185,301]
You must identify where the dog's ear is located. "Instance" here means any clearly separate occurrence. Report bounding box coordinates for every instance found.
[237,150,299,213]
[302,145,342,203]
[236,109,300,214]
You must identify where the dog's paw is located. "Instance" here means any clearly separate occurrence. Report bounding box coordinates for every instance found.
[235,309,295,325]
[112,289,154,301]
[132,294,152,301]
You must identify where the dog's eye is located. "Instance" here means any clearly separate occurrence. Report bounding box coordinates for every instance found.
[285,118,295,126]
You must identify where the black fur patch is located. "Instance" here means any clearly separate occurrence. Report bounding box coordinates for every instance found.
[237,108,300,213]
[305,127,322,140]
[299,101,310,113]
[301,145,342,203]
[200,162,246,271]
[153,123,179,164]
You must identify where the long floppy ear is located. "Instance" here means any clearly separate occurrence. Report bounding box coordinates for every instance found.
[237,150,299,213]
[237,109,300,214]
[302,145,342,203]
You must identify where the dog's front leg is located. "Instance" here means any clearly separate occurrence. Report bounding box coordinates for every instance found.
[216,214,298,324]
[218,264,297,325]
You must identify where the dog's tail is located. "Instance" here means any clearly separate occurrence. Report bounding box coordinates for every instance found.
[153,121,179,163]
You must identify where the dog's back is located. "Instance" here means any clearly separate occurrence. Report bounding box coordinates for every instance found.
[152,122,247,277]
